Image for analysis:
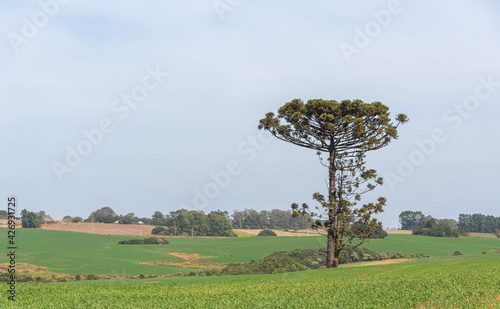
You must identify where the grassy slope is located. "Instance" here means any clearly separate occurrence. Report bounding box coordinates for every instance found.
[0,228,326,274]
[3,257,500,308]
[359,234,500,258]
[1,228,498,275]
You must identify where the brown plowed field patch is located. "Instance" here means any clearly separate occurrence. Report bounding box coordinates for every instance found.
[40,222,156,236]
[235,229,411,236]
[385,229,413,234]
[234,229,326,236]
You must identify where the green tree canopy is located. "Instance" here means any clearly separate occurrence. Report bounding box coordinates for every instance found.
[399,210,425,230]
[21,209,41,228]
[85,207,117,223]
[259,99,408,268]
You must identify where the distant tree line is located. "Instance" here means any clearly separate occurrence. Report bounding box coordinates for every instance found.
[458,214,500,233]
[0,210,9,219]
[20,209,54,228]
[399,210,463,238]
[230,209,310,230]
[75,207,236,237]
[150,209,236,237]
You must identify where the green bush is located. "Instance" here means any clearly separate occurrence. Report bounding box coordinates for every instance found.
[75,274,81,281]
[118,237,169,245]
[86,274,97,280]
[258,229,277,236]
[413,225,459,238]
[151,226,167,235]
[209,246,429,277]
[452,251,463,256]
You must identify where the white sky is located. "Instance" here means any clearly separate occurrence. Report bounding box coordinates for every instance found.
[1,0,499,228]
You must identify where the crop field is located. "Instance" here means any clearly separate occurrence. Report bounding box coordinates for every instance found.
[1,228,499,275]
[0,228,499,307]
[0,228,328,274]
[1,258,499,308]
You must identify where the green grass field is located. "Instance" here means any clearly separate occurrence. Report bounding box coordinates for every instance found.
[2,258,499,308]
[1,228,499,275]
[1,228,499,308]
[0,228,328,274]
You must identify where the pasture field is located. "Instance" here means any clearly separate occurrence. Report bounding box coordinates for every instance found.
[1,228,499,275]
[1,257,499,308]
[0,228,327,274]
[1,228,499,308]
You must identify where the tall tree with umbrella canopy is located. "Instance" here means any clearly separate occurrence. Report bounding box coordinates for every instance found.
[259,99,408,268]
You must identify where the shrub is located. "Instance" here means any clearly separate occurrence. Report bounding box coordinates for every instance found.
[452,251,463,256]
[258,229,277,236]
[75,274,81,281]
[151,226,167,235]
[482,251,487,254]
[496,229,500,238]
[118,237,169,245]
[216,246,429,277]
[86,274,97,280]
[459,229,470,237]
[413,225,459,238]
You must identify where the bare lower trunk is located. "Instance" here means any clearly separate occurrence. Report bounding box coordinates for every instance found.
[327,144,339,268]
[326,229,339,268]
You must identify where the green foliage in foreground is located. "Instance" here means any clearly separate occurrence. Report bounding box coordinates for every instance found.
[3,257,499,308]
[193,246,427,277]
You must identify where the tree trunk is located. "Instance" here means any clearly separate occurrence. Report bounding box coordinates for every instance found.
[327,144,339,268]
[327,229,339,268]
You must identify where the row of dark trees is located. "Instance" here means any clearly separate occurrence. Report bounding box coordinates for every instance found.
[399,211,458,231]
[20,209,53,228]
[150,209,236,237]
[458,214,500,233]
[230,209,309,230]
[74,207,236,237]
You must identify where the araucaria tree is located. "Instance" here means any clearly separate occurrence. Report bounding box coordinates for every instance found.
[259,99,408,268]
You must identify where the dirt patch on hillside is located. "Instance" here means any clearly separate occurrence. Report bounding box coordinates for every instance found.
[385,230,413,234]
[0,263,57,276]
[0,219,22,227]
[344,259,411,267]
[234,229,325,237]
[494,250,500,253]
[235,229,410,236]
[140,252,226,271]
[41,222,156,236]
